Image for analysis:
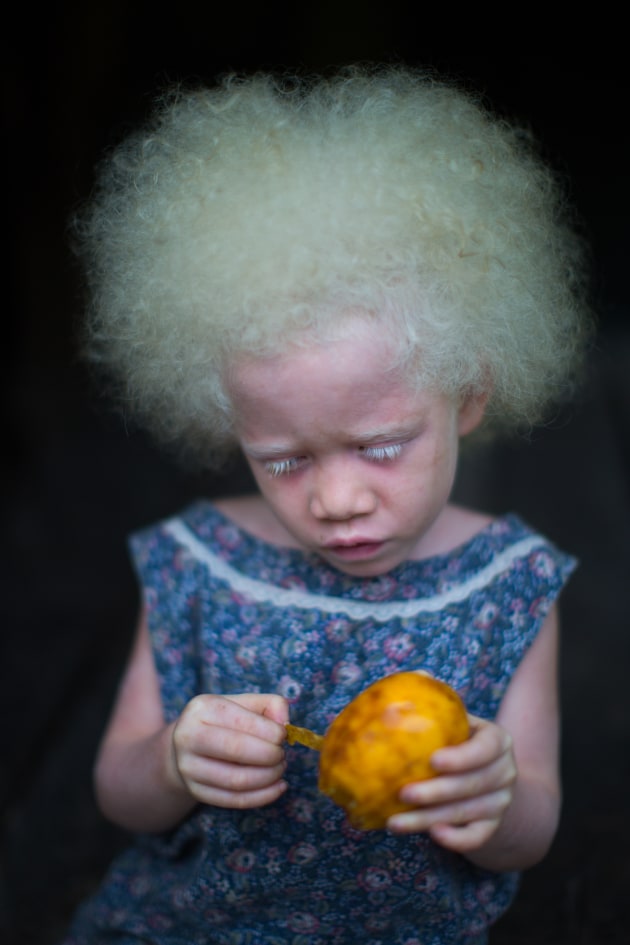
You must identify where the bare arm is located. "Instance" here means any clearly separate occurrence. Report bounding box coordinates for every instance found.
[94,612,289,833]
[388,606,562,871]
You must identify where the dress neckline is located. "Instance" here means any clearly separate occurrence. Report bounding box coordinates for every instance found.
[176,500,531,601]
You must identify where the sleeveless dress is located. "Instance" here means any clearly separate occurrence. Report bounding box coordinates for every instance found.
[64,501,576,945]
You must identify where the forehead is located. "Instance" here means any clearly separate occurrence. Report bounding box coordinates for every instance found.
[225,325,446,443]
[228,322,399,402]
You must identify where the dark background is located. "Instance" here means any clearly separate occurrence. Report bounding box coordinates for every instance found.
[3,8,628,944]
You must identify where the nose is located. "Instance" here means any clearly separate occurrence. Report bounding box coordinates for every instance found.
[309,459,377,521]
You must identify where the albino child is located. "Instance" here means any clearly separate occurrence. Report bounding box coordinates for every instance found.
[63,66,591,945]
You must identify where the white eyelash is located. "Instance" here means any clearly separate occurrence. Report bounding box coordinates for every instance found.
[264,458,300,477]
[362,443,403,462]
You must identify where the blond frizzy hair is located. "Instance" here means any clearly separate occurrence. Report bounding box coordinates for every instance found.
[75,65,591,467]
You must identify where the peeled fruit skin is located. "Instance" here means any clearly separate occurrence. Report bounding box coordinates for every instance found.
[318,671,470,831]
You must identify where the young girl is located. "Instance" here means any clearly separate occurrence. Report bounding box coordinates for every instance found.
[64,66,590,944]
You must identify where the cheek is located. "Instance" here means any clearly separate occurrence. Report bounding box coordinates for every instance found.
[430,420,460,471]
[256,475,305,520]
[246,464,290,516]
[431,442,459,492]
[409,433,455,476]
[402,437,459,500]
[434,440,458,475]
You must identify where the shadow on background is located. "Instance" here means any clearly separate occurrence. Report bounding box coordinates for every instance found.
[3,8,628,943]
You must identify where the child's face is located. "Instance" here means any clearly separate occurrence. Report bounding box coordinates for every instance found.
[227,324,484,577]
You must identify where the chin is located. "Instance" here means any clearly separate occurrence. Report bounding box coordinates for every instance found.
[321,553,402,579]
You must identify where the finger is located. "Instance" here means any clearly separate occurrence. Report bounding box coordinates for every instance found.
[399,755,516,807]
[183,694,287,747]
[181,754,288,794]
[387,788,511,836]
[224,693,290,731]
[430,718,513,773]
[428,818,501,852]
[178,721,287,767]
[190,777,289,810]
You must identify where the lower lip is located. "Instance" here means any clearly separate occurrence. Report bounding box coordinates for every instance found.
[325,542,384,561]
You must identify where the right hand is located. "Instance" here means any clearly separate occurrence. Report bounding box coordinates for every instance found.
[170,692,289,809]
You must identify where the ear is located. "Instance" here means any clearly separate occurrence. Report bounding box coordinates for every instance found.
[457,389,489,436]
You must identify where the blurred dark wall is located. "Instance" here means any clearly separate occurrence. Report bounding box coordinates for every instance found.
[3,9,628,944]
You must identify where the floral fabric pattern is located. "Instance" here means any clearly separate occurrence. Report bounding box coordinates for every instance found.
[64,502,576,945]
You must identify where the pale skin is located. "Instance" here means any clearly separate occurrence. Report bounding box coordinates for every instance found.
[94,322,561,873]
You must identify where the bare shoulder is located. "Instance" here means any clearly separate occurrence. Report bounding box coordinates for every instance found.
[213,494,299,547]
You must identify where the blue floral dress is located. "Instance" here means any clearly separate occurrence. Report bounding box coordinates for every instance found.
[64,501,576,945]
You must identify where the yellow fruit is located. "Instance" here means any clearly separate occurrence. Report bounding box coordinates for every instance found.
[317,671,469,830]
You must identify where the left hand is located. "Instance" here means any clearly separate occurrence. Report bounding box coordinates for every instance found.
[386,715,516,853]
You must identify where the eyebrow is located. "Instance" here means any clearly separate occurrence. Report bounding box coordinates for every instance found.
[241,443,299,460]
[349,426,417,445]
[241,424,418,459]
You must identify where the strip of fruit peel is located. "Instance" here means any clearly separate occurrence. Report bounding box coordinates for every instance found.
[286,723,324,751]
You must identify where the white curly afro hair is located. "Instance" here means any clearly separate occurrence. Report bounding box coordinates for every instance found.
[74,65,591,467]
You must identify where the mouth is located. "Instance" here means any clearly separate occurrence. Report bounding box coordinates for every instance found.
[323,540,385,561]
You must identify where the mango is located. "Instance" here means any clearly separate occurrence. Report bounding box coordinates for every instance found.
[288,671,469,830]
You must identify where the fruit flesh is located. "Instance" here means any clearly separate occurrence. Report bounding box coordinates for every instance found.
[317,671,469,830]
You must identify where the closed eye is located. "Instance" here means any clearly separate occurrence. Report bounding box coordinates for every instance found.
[264,457,304,477]
[360,443,403,463]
